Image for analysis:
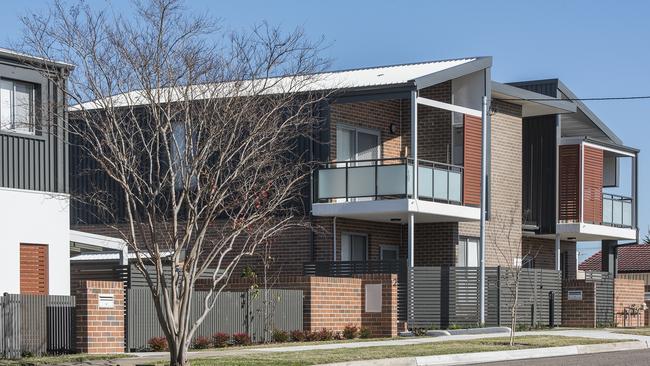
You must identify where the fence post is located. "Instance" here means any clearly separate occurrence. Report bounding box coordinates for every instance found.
[496,266,501,327]
[549,291,555,327]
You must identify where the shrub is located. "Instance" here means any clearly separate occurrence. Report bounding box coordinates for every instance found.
[342,324,358,339]
[212,332,230,348]
[359,327,371,339]
[232,332,252,346]
[305,330,319,342]
[192,336,212,349]
[147,336,168,351]
[333,331,344,340]
[272,329,290,343]
[315,328,334,341]
[290,329,306,342]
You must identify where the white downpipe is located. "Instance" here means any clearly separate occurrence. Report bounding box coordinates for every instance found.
[555,233,561,271]
[408,213,415,268]
[333,216,337,261]
[479,95,488,326]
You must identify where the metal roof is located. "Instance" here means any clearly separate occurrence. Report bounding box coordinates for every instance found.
[0,47,75,69]
[507,79,623,145]
[71,57,487,110]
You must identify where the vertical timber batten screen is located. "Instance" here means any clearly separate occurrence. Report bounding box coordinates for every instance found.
[0,294,75,359]
[407,267,561,329]
[126,289,302,351]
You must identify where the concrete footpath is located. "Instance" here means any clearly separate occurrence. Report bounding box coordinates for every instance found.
[81,329,650,366]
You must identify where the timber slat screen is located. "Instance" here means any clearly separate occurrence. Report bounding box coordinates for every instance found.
[584,271,615,326]
[408,267,562,329]
[0,294,75,359]
[127,288,302,351]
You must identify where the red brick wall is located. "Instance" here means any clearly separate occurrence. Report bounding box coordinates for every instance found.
[562,280,596,327]
[614,278,645,327]
[226,274,398,337]
[75,281,125,354]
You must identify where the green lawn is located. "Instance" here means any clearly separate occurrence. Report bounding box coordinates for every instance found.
[612,327,650,336]
[155,336,623,366]
[0,353,128,365]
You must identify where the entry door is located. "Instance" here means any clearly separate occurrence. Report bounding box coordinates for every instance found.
[20,243,48,295]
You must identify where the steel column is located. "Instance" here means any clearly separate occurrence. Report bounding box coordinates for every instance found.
[479,94,488,325]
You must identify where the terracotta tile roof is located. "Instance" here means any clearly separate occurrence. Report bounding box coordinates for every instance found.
[580,243,650,272]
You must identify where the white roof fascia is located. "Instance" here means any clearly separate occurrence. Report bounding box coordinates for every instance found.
[413,57,492,90]
[491,81,576,116]
[70,230,128,265]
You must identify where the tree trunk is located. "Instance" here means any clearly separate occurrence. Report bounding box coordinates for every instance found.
[509,281,519,346]
[169,338,189,366]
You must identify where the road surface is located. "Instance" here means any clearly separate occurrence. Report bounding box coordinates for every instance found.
[481,348,650,366]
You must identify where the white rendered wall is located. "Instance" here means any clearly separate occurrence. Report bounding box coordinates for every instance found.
[0,187,70,295]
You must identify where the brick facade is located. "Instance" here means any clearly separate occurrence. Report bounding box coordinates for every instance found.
[613,278,645,327]
[562,280,596,327]
[227,274,398,337]
[460,100,523,267]
[74,280,125,354]
[522,236,576,278]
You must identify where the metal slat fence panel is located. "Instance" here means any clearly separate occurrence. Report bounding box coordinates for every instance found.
[0,294,75,359]
[126,288,303,351]
[585,271,615,326]
[408,267,562,330]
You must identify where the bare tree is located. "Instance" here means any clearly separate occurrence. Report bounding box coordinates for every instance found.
[488,206,539,346]
[21,1,328,364]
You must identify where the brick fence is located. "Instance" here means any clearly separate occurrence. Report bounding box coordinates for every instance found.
[74,280,125,353]
[225,274,398,337]
[614,278,645,327]
[562,280,596,327]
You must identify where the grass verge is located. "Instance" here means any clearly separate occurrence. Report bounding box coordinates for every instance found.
[153,335,623,366]
[612,327,650,336]
[0,353,129,365]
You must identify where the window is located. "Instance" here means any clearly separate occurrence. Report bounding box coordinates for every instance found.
[456,237,479,267]
[336,125,380,165]
[522,254,535,269]
[0,80,35,134]
[341,233,367,261]
[380,245,399,261]
[171,122,197,189]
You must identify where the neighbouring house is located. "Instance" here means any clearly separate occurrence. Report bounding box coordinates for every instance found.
[580,242,650,290]
[68,57,640,332]
[0,49,73,295]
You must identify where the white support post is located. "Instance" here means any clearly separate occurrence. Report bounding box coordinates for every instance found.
[411,90,418,198]
[555,233,561,271]
[479,95,488,326]
[408,213,415,268]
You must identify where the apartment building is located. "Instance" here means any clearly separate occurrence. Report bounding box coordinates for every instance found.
[0,49,73,295]
[69,57,639,325]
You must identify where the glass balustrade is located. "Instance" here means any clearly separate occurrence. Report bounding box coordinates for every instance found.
[602,193,633,228]
[315,158,464,205]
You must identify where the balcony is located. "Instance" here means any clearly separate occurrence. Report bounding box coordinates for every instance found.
[312,158,479,223]
[602,193,633,228]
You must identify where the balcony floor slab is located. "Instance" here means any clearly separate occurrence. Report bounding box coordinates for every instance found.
[532,223,638,241]
[311,198,480,223]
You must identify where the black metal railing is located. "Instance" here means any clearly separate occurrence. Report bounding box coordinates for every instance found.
[602,193,633,228]
[303,260,406,277]
[313,158,463,204]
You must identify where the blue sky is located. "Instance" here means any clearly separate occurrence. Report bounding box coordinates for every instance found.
[3,0,648,262]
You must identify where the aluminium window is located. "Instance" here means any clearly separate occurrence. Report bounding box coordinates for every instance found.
[456,237,479,267]
[341,233,368,262]
[0,79,35,134]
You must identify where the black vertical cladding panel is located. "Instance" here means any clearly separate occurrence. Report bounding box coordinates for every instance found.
[522,115,557,233]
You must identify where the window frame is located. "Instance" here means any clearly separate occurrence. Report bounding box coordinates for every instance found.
[0,78,36,135]
[380,244,399,261]
[456,236,479,267]
[340,232,368,262]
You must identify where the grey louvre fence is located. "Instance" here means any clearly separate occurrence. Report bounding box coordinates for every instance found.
[584,271,615,326]
[0,294,75,359]
[408,267,562,329]
[127,288,302,351]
